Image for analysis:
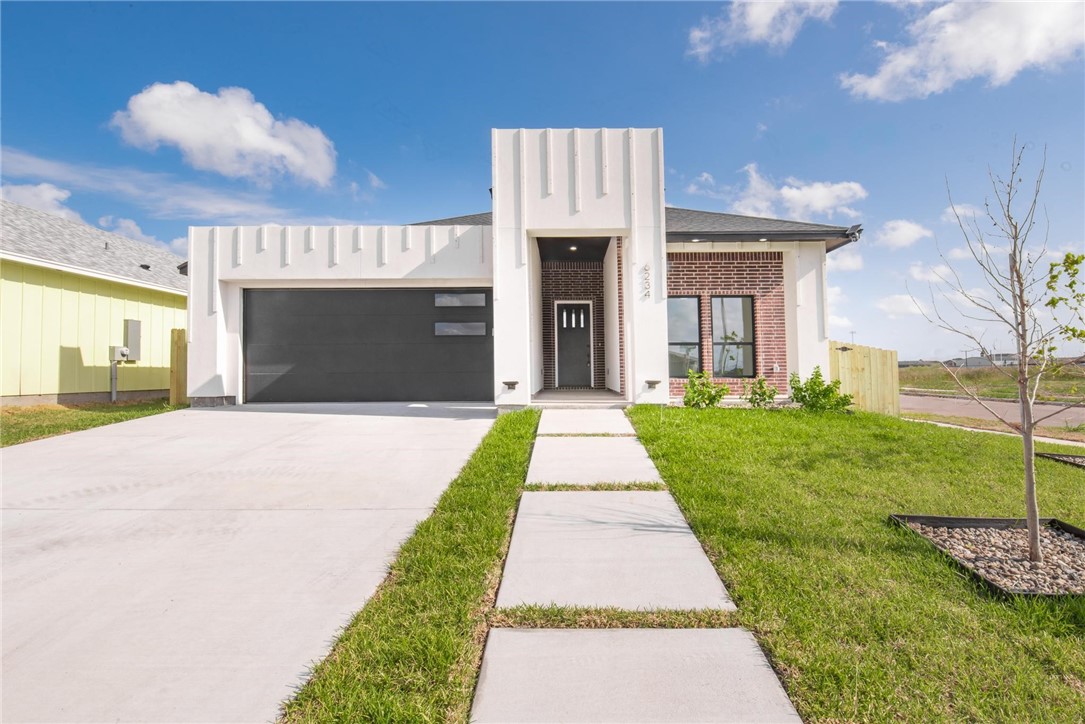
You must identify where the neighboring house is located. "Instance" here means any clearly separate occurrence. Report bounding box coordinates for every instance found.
[0,200,187,405]
[188,128,860,406]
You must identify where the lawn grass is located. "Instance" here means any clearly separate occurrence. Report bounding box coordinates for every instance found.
[281,409,540,723]
[488,605,735,629]
[628,406,1085,722]
[900,363,1084,401]
[904,411,1085,444]
[0,399,186,447]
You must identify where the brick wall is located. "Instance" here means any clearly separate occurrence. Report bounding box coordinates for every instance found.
[541,261,606,389]
[666,252,787,397]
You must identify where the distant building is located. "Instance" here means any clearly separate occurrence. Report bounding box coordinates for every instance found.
[1,200,187,405]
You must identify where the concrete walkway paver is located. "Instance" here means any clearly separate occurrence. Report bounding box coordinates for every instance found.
[527,436,662,484]
[475,407,799,722]
[471,628,802,723]
[497,491,734,610]
[537,408,636,435]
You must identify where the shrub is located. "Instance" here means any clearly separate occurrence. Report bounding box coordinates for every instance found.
[743,376,778,408]
[789,366,852,412]
[683,369,730,408]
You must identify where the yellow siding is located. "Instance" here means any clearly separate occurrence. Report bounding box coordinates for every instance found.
[0,259,187,397]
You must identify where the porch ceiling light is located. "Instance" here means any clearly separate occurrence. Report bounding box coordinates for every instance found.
[690,238,703,243]
[569,245,578,251]
[758,238,768,242]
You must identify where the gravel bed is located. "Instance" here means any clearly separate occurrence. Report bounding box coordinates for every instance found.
[909,523,1085,595]
[1037,453,1085,470]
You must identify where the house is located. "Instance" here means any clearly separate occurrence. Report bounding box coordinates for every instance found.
[187,128,860,407]
[0,200,187,405]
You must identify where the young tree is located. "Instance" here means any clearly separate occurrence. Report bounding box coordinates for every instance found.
[916,141,1084,563]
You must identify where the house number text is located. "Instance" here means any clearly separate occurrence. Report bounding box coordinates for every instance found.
[641,264,651,299]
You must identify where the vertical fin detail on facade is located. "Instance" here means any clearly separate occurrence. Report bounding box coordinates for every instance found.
[573,128,582,213]
[545,128,553,196]
[208,227,217,314]
[233,227,242,267]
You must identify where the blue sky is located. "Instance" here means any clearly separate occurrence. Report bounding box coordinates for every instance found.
[3,1,1083,358]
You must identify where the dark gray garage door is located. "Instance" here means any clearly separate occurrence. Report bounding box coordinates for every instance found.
[243,289,493,402]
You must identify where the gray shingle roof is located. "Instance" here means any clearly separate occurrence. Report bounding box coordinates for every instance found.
[410,211,495,226]
[0,200,187,293]
[411,206,853,237]
[662,207,848,234]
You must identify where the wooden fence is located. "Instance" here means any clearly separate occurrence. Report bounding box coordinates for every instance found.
[828,341,900,416]
[169,328,188,405]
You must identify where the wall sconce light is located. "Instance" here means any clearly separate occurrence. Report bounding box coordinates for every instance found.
[646,379,661,390]
[503,380,519,391]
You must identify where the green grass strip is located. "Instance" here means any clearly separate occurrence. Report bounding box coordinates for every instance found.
[281,408,540,724]
[524,482,667,491]
[489,604,735,629]
[1,399,186,447]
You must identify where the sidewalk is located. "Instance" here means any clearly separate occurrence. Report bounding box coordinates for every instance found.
[471,409,800,723]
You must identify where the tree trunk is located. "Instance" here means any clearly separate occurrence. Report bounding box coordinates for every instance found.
[1019,380,1042,562]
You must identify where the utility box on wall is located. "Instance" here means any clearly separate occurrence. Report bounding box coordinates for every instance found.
[123,319,142,361]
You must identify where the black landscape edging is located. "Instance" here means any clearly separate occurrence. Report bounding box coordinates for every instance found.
[889,514,1085,599]
[1036,452,1085,471]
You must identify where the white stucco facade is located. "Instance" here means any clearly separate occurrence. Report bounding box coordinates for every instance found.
[186,127,848,405]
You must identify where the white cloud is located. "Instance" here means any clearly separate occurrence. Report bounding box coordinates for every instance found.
[3,147,290,223]
[685,171,730,201]
[947,239,1009,261]
[716,163,868,221]
[872,219,933,249]
[730,165,779,216]
[841,2,1085,101]
[1,182,83,221]
[827,247,863,272]
[778,177,866,219]
[688,0,838,60]
[829,314,853,329]
[99,216,187,255]
[754,122,769,139]
[940,203,984,224]
[827,285,853,328]
[877,294,929,318]
[727,163,867,220]
[111,81,337,186]
[366,170,387,190]
[908,261,951,282]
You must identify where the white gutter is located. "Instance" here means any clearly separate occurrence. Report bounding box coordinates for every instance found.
[0,250,187,297]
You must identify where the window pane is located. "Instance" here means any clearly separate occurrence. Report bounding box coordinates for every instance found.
[435,322,486,336]
[712,297,753,344]
[667,297,699,343]
[713,344,754,377]
[435,292,486,307]
[669,344,701,377]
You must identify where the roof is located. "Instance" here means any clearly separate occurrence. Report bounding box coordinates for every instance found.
[411,206,859,249]
[0,200,187,293]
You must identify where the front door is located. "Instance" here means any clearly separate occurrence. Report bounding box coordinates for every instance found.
[556,302,592,387]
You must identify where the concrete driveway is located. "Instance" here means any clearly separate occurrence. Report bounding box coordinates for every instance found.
[2,403,495,723]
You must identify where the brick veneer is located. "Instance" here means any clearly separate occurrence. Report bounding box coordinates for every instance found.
[541,261,606,389]
[666,252,788,397]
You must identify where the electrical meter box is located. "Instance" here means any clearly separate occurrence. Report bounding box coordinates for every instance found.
[123,319,142,361]
[109,346,130,362]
